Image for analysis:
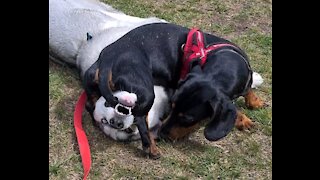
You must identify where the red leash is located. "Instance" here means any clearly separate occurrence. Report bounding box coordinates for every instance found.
[74,91,91,180]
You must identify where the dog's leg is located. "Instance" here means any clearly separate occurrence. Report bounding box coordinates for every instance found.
[244,88,264,109]
[135,116,160,159]
[235,111,254,130]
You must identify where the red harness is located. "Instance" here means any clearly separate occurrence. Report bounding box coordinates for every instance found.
[180,28,237,79]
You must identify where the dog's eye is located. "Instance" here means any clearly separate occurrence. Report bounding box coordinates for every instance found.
[101,118,108,124]
[114,96,118,102]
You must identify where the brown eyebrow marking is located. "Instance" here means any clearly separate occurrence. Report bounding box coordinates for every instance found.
[108,70,115,91]
[94,69,99,84]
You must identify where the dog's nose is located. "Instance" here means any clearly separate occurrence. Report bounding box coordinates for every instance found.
[109,118,124,129]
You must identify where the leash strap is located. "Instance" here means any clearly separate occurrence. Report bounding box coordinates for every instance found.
[74,91,91,180]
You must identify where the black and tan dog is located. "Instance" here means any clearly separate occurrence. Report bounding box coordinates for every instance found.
[49,0,264,159]
[85,23,264,146]
[84,43,161,158]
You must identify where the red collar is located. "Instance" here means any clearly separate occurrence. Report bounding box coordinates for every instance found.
[180,28,237,80]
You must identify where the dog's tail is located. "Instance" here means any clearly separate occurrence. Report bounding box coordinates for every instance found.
[251,72,264,89]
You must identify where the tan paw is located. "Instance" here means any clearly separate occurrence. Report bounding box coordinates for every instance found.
[235,112,254,130]
[245,89,264,109]
[149,147,161,160]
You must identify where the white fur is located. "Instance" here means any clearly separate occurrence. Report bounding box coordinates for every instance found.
[251,72,264,88]
[93,92,134,130]
[148,86,170,129]
[94,98,140,141]
[49,0,166,77]
[93,86,169,141]
[99,123,140,141]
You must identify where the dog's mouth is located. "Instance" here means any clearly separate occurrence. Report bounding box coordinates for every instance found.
[115,103,132,116]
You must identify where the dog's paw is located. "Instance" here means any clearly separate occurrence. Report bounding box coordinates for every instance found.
[149,146,161,160]
[244,90,264,109]
[142,146,161,160]
[235,112,254,130]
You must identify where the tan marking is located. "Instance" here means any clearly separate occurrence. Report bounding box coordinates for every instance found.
[85,93,100,109]
[108,70,115,91]
[146,114,160,159]
[172,103,176,109]
[244,89,264,109]
[146,114,149,128]
[235,111,254,130]
[178,113,184,117]
[148,131,160,159]
[91,94,99,104]
[94,69,99,84]
[168,123,200,141]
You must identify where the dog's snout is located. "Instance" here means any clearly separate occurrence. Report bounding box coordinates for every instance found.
[109,118,124,129]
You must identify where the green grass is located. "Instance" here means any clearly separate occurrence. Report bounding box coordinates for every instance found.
[49,0,272,179]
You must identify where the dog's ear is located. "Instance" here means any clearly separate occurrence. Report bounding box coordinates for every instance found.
[177,64,202,88]
[204,93,237,141]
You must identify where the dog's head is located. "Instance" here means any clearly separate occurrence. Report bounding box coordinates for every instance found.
[94,91,137,130]
[159,64,238,141]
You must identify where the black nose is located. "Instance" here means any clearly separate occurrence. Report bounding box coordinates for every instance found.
[110,118,115,124]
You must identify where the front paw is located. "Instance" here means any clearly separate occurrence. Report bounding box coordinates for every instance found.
[244,90,264,109]
[235,112,254,130]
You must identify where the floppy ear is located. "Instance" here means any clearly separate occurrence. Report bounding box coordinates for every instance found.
[177,64,203,87]
[204,95,237,141]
